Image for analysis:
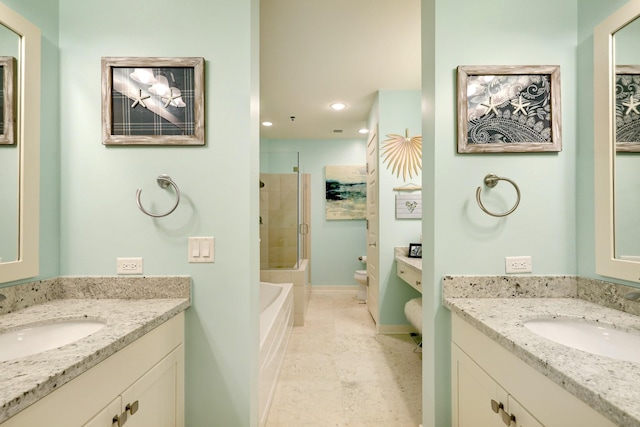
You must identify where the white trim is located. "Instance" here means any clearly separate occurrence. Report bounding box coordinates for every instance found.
[0,3,40,283]
[594,0,640,283]
[377,324,418,335]
[310,285,359,292]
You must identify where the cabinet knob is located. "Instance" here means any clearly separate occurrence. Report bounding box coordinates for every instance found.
[400,270,405,274]
[126,400,140,415]
[112,412,127,426]
[501,410,516,426]
[490,399,503,413]
[415,281,421,286]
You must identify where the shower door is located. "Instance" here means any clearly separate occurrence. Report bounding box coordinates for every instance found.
[259,151,301,269]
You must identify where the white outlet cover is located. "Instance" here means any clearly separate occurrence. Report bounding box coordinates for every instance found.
[505,256,532,274]
[116,257,143,274]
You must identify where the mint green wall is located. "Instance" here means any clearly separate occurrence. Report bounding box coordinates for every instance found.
[0,0,60,286]
[422,1,578,426]
[58,0,259,425]
[261,138,368,285]
[375,90,423,325]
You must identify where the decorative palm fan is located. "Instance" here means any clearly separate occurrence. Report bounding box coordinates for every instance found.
[380,128,422,181]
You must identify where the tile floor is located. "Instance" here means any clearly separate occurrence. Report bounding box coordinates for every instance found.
[266,289,422,427]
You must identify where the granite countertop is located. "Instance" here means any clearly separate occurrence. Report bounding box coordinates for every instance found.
[0,276,191,423]
[445,296,640,427]
[394,247,422,270]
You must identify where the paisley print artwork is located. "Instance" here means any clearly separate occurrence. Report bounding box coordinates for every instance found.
[466,74,552,145]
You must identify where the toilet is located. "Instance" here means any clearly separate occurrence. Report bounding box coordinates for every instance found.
[354,255,367,300]
[354,270,367,300]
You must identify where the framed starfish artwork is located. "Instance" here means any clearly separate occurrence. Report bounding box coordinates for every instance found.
[457,65,562,153]
[615,65,640,152]
[101,57,205,145]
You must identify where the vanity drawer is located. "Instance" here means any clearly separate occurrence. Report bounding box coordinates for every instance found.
[397,262,422,293]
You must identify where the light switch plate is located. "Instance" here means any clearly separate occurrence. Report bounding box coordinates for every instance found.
[189,237,214,263]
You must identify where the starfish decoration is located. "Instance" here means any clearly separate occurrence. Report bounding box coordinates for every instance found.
[481,96,500,116]
[623,94,640,115]
[510,95,531,115]
[162,88,182,108]
[131,89,150,109]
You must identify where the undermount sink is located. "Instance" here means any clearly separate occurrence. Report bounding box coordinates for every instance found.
[0,319,106,362]
[523,317,640,363]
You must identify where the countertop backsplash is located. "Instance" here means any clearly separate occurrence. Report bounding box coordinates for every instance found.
[442,275,640,317]
[0,276,191,316]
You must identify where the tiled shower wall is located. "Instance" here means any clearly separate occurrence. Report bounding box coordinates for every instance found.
[260,173,299,269]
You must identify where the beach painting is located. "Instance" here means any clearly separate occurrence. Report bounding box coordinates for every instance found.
[325,165,367,220]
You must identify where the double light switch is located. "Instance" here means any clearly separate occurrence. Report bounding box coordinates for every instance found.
[189,237,215,263]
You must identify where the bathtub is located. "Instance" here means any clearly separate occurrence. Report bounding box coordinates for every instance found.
[259,281,293,426]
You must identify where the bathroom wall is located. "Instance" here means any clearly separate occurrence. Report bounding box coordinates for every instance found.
[58,0,259,425]
[369,90,424,326]
[422,1,579,426]
[261,138,367,285]
[0,0,60,284]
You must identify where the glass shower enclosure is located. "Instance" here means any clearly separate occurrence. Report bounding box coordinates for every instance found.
[259,151,309,270]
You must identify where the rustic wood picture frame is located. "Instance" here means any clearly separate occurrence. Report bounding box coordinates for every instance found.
[0,56,15,145]
[101,57,205,146]
[615,65,640,152]
[457,65,562,153]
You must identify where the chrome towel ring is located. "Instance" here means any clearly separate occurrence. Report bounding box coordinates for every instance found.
[476,174,521,217]
[136,174,180,218]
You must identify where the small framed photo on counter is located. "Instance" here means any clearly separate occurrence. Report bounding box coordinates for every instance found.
[408,243,422,258]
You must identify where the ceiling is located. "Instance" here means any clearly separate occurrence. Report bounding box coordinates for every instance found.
[259,0,421,140]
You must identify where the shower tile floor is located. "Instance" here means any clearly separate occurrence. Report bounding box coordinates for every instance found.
[266,289,422,427]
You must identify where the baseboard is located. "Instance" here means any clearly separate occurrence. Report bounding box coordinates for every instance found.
[377,324,417,334]
[311,285,359,291]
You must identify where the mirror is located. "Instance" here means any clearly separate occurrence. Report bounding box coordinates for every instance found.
[0,27,19,265]
[595,1,640,282]
[614,18,640,263]
[0,3,40,283]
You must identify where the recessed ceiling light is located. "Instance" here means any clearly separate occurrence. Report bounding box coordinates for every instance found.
[261,121,273,127]
[358,128,369,134]
[330,102,346,111]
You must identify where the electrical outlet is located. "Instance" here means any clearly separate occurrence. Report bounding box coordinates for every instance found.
[505,256,532,274]
[117,257,143,274]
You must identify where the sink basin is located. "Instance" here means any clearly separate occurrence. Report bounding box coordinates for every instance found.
[0,319,106,362]
[523,318,640,363]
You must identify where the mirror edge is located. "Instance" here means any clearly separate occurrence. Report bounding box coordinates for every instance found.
[0,3,40,284]
[594,0,640,283]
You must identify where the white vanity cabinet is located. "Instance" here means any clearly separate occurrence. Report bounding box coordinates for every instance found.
[396,260,422,293]
[451,314,617,427]
[453,343,542,427]
[1,313,184,427]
